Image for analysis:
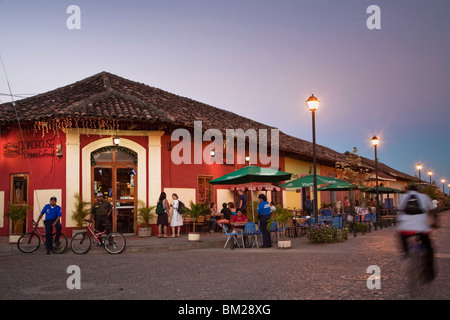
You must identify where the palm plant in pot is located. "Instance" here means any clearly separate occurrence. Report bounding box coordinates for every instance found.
[183,201,209,242]
[267,205,293,249]
[71,193,90,237]
[137,200,155,237]
[5,202,31,243]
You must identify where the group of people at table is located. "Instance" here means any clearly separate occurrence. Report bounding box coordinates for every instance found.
[204,191,274,248]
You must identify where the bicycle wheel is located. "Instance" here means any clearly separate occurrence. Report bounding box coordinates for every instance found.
[17,232,40,253]
[408,243,423,292]
[104,232,126,254]
[71,232,92,254]
[51,233,68,254]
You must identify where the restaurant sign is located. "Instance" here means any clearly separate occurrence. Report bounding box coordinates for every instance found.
[3,139,55,159]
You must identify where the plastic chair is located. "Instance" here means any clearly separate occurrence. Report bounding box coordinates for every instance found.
[269,221,278,243]
[223,224,244,249]
[371,212,377,223]
[362,214,372,233]
[243,222,261,248]
[332,217,342,229]
[318,216,326,224]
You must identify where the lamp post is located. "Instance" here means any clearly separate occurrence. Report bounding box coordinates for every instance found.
[371,135,380,230]
[306,94,319,224]
[442,179,445,194]
[428,170,432,186]
[417,164,422,191]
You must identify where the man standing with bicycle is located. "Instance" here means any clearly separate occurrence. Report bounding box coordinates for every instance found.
[35,196,62,255]
[90,193,112,235]
[397,185,437,283]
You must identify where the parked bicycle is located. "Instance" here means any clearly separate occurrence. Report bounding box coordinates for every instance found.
[71,219,126,254]
[17,219,68,254]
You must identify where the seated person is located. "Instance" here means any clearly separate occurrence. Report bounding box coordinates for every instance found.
[230,209,247,234]
[217,202,232,230]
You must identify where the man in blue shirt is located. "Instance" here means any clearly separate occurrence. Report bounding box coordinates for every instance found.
[257,194,272,248]
[35,196,62,254]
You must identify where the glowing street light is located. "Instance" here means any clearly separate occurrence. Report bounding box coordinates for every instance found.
[306,94,320,223]
[371,135,380,230]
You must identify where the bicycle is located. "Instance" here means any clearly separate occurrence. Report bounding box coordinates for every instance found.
[71,219,126,254]
[17,220,68,254]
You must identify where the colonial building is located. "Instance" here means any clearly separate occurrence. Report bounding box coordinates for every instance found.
[0,72,415,237]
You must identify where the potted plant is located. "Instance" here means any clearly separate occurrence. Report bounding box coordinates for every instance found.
[5,202,31,243]
[183,201,209,242]
[137,200,155,237]
[267,205,293,249]
[71,193,90,237]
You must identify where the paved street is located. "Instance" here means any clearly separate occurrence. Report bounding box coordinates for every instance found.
[0,212,449,301]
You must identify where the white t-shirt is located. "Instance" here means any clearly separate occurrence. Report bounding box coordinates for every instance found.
[431,199,438,209]
[396,190,432,233]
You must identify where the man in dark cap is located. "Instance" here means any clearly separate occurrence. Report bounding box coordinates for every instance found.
[90,193,112,234]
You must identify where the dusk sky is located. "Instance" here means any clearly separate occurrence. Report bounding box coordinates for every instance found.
[1,0,449,190]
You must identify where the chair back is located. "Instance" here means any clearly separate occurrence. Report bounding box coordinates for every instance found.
[205,214,211,222]
[309,217,315,225]
[244,222,256,235]
[298,218,306,225]
[197,215,205,223]
[332,217,342,229]
[286,218,294,227]
[363,214,371,222]
[321,209,332,217]
[371,212,377,222]
[184,214,191,222]
[223,224,232,236]
[269,221,278,232]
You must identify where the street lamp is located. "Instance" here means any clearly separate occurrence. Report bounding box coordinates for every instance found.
[428,170,432,186]
[371,135,380,230]
[442,179,445,194]
[113,136,120,146]
[417,164,422,191]
[306,94,319,224]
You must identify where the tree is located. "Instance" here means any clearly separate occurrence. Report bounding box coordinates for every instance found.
[335,147,370,236]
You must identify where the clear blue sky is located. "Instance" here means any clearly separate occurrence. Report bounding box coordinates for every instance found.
[1,0,449,191]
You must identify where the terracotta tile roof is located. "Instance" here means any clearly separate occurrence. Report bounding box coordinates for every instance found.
[0,71,413,181]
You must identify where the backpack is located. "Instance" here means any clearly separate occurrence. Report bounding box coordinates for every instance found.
[177,201,186,215]
[156,200,165,215]
[404,194,422,215]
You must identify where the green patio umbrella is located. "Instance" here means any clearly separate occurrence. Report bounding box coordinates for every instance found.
[317,180,359,191]
[209,165,292,221]
[279,174,342,189]
[365,186,404,194]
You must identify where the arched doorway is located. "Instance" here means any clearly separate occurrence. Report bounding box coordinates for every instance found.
[91,146,137,234]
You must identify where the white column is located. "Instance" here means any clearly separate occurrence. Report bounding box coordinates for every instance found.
[148,132,163,206]
[65,132,80,227]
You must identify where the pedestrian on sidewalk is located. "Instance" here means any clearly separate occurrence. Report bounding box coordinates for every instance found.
[35,196,62,254]
[257,194,272,248]
[170,194,183,237]
[157,192,170,238]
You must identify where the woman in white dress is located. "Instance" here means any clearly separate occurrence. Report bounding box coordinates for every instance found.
[170,193,183,237]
